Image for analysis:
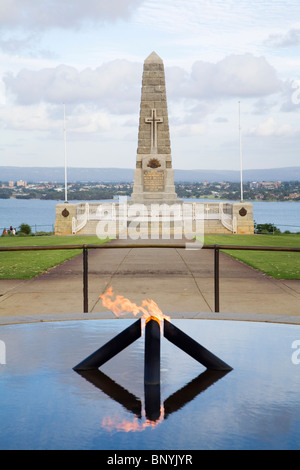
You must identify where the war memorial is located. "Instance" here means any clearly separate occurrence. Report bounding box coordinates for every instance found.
[4,53,300,452]
[55,52,254,238]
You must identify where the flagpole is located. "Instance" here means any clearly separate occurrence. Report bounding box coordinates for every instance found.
[238,101,244,202]
[64,103,68,203]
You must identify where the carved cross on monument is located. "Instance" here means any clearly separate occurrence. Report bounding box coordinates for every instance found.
[145,109,163,151]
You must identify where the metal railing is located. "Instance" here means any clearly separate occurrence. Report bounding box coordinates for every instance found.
[1,224,54,234]
[0,243,299,314]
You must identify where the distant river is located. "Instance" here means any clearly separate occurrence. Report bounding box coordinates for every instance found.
[0,198,299,233]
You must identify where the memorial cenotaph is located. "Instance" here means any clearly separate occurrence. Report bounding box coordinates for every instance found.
[131,52,178,204]
[55,53,254,237]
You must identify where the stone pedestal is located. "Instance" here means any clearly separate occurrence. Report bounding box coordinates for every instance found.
[54,203,76,235]
[131,52,178,204]
[233,203,254,234]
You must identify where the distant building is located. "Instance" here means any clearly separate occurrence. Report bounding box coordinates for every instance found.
[259,181,281,189]
[250,181,281,190]
[17,180,27,187]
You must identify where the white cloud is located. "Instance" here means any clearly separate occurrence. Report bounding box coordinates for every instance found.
[165,54,281,109]
[0,33,35,54]
[248,117,294,137]
[0,31,56,57]
[2,53,284,137]
[167,54,282,127]
[137,0,300,64]
[138,0,299,37]
[214,117,228,123]
[265,28,300,48]
[4,60,142,113]
[185,54,281,99]
[0,0,144,30]
[165,54,282,108]
[67,106,111,134]
[0,102,111,137]
[252,97,279,115]
[0,102,58,131]
[7,53,279,111]
[173,122,206,138]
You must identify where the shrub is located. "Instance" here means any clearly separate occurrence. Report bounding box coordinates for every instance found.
[254,222,281,234]
[18,223,32,235]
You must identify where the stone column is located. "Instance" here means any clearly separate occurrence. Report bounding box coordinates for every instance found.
[131,52,178,204]
[232,203,254,234]
[55,203,77,235]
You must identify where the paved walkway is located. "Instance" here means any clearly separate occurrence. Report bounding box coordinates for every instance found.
[0,238,299,325]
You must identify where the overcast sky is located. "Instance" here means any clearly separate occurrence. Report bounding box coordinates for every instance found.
[0,0,299,171]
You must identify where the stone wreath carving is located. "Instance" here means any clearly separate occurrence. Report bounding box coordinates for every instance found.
[147,158,161,168]
[62,208,70,218]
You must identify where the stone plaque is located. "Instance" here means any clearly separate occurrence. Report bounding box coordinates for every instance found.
[143,170,165,192]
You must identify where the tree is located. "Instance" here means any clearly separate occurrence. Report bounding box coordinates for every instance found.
[254,222,281,234]
[18,223,32,235]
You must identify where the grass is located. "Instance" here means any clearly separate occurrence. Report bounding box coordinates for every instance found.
[0,233,299,280]
[204,233,300,280]
[0,235,109,279]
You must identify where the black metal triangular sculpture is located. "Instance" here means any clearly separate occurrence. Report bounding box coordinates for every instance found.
[74,319,142,373]
[74,318,233,423]
[73,317,233,377]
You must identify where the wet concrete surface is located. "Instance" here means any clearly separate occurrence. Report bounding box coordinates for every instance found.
[0,237,299,324]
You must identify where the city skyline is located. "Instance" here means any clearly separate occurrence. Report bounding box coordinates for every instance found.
[0,0,299,171]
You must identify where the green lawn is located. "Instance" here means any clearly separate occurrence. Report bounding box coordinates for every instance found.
[204,234,300,280]
[0,235,109,279]
[0,233,299,280]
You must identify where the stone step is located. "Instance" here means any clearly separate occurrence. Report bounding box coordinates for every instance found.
[76,218,232,236]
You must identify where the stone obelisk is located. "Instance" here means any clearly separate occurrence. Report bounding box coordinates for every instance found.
[131,52,178,204]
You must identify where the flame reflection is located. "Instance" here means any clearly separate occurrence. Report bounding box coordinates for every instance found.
[77,369,229,433]
[102,406,165,433]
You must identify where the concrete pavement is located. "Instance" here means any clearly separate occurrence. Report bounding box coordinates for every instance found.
[0,237,299,325]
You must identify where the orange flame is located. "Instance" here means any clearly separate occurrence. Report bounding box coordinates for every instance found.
[99,286,170,323]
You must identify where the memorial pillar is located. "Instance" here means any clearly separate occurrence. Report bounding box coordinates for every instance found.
[131,52,178,204]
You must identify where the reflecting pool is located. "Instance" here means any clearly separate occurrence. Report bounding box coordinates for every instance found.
[0,319,299,450]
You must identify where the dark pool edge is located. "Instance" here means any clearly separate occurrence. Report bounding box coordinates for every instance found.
[0,311,299,326]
